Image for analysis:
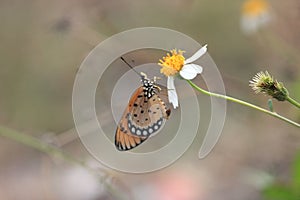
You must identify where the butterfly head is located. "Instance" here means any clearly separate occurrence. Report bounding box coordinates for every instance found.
[140,72,161,99]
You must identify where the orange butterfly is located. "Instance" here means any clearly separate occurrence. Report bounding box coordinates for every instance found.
[115,72,171,151]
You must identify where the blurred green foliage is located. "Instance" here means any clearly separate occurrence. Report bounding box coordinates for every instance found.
[263,151,300,200]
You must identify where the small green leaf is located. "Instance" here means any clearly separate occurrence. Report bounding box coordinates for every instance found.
[268,99,274,112]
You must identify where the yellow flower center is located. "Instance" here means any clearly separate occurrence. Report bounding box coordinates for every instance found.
[242,0,269,17]
[158,49,185,76]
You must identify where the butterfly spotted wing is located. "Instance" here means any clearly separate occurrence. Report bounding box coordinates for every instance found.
[115,73,171,151]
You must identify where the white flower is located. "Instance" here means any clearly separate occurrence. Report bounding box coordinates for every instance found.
[159,45,207,108]
[240,0,271,34]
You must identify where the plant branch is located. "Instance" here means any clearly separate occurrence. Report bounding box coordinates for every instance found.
[287,96,300,109]
[187,80,300,128]
[0,125,128,200]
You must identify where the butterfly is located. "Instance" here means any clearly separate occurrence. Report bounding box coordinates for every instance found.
[115,72,171,151]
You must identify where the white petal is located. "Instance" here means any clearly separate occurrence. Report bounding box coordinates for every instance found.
[179,65,198,80]
[168,90,178,109]
[167,76,178,109]
[184,45,207,64]
[167,76,175,90]
[241,16,257,34]
[240,12,271,35]
[186,63,203,74]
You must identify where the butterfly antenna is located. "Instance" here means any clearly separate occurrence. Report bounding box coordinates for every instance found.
[120,57,142,77]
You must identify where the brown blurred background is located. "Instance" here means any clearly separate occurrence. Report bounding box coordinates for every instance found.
[0,0,299,199]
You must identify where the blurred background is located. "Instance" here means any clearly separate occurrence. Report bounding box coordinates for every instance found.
[0,0,299,199]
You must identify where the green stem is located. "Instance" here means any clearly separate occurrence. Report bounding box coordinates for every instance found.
[187,80,300,128]
[287,96,300,109]
[0,125,127,200]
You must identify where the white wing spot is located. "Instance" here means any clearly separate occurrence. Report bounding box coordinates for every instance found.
[154,125,158,130]
[136,129,141,136]
[143,130,148,136]
[131,127,135,133]
[148,128,153,134]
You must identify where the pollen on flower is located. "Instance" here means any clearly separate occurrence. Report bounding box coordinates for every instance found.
[242,0,269,17]
[158,49,185,76]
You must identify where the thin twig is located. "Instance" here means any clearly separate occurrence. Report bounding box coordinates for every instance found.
[0,125,129,200]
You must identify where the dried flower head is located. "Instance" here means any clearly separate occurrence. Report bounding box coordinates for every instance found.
[249,71,289,101]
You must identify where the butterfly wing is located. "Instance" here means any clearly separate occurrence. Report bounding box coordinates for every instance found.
[115,84,171,151]
[115,123,147,151]
[154,84,170,109]
[127,87,170,138]
[115,87,148,151]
